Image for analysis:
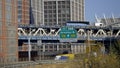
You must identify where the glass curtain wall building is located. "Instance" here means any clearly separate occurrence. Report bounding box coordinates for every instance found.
[0,0,18,63]
[30,0,84,26]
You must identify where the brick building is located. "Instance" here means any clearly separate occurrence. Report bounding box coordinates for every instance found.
[0,0,18,63]
[17,0,30,25]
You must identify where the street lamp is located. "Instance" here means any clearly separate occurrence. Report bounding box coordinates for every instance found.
[87,30,91,53]
[28,29,35,61]
[28,37,31,61]
[109,26,112,53]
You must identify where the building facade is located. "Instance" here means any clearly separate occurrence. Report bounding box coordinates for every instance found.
[0,0,18,62]
[17,0,30,25]
[30,0,84,26]
[30,0,43,25]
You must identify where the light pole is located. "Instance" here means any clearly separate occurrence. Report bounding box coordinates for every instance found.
[28,37,31,61]
[28,29,35,61]
[87,31,91,53]
[109,26,112,53]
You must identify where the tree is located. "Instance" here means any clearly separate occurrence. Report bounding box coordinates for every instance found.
[110,39,120,60]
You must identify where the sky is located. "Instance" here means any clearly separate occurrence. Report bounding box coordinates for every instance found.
[85,0,120,23]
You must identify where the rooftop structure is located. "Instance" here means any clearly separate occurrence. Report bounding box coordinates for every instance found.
[95,15,120,27]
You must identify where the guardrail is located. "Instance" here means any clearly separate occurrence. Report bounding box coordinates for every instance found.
[0,60,67,68]
[35,60,67,64]
[0,61,39,68]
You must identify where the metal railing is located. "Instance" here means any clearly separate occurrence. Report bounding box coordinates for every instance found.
[0,61,39,68]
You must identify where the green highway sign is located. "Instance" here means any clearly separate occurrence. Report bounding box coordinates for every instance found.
[59,27,77,38]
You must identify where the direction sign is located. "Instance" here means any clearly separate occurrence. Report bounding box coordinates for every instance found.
[60,27,77,38]
[59,27,77,42]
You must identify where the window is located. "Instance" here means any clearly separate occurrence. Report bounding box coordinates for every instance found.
[61,10,66,14]
[58,1,61,4]
[7,30,16,37]
[18,1,22,5]
[32,46,35,49]
[67,14,70,17]
[49,19,52,22]
[58,10,61,13]
[53,6,56,8]
[62,14,66,17]
[45,50,48,52]
[44,2,47,4]
[59,45,62,48]
[53,1,56,4]
[0,39,2,45]
[0,4,1,19]
[61,1,65,4]
[63,45,66,48]
[6,5,12,21]
[6,0,11,3]
[44,19,47,22]
[49,46,53,48]
[62,5,65,8]
[40,46,43,49]
[48,1,52,5]
[53,19,56,22]
[49,14,52,17]
[0,0,2,3]
[58,14,61,17]
[54,45,57,48]
[0,22,2,37]
[53,10,56,13]
[67,45,71,48]
[0,40,2,52]
[45,46,48,48]
[44,6,47,9]
[6,14,11,19]
[8,46,16,54]
[58,5,61,8]
[48,6,52,9]
[44,15,47,18]
[48,10,52,13]
[18,6,22,9]
[0,21,2,28]
[66,1,70,4]
[18,19,22,23]
[58,19,61,21]
[66,9,70,14]
[18,10,22,14]
[18,15,22,19]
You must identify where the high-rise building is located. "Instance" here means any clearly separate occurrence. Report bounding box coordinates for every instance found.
[17,0,30,25]
[30,0,84,26]
[30,0,43,25]
[0,0,18,62]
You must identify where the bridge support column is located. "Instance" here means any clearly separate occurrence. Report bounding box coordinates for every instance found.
[37,40,43,60]
[71,45,73,53]
[57,44,59,51]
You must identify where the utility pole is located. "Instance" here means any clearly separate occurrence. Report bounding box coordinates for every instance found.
[87,31,91,53]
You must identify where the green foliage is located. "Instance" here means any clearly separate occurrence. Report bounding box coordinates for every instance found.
[72,53,120,68]
[110,39,120,60]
